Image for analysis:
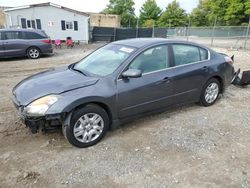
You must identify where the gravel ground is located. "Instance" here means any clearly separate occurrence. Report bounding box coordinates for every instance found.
[0,43,250,188]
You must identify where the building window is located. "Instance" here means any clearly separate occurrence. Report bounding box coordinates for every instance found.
[65,21,73,29]
[22,19,42,29]
[27,20,31,28]
[74,21,78,31]
[31,20,36,28]
[36,19,42,29]
[21,18,26,28]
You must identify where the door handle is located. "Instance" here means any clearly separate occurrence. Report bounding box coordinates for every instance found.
[201,66,208,71]
[155,77,170,85]
[162,77,170,82]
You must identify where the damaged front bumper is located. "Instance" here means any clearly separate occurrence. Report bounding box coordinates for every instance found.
[232,69,250,86]
[13,103,64,133]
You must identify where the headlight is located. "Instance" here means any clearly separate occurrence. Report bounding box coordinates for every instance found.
[24,95,59,116]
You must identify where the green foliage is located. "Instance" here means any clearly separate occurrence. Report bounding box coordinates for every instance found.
[157,0,188,27]
[245,0,250,15]
[102,0,136,27]
[139,0,161,27]
[225,0,245,25]
[190,4,209,26]
[190,0,250,26]
[142,19,155,27]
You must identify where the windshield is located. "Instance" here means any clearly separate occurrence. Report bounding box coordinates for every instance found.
[73,44,136,76]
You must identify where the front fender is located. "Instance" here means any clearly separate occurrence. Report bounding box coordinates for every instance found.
[46,86,117,119]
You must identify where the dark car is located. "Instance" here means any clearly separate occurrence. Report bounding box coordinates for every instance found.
[12,38,235,148]
[0,29,53,59]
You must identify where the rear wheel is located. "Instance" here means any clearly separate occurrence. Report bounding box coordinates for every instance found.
[200,78,220,106]
[63,104,109,148]
[27,47,41,59]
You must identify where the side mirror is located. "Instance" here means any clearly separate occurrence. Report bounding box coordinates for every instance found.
[122,69,142,78]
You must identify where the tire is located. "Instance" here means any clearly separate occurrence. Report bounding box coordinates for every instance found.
[63,104,109,148]
[27,47,41,59]
[200,78,221,107]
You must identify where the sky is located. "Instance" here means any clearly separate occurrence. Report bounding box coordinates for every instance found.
[0,0,199,16]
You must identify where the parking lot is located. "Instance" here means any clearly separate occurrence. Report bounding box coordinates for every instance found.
[0,43,250,187]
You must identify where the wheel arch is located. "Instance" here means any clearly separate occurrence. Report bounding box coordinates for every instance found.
[211,75,224,93]
[26,46,41,54]
[67,101,113,129]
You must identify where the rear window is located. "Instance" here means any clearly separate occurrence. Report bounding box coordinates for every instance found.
[24,31,46,39]
[172,44,209,66]
[200,48,209,60]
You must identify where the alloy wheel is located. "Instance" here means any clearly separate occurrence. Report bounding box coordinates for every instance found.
[28,49,40,59]
[204,82,219,104]
[73,113,104,143]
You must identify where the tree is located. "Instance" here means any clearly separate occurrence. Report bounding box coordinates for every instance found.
[139,0,162,27]
[225,0,245,25]
[157,0,188,27]
[190,0,250,26]
[102,0,136,27]
[190,3,209,26]
[245,0,250,16]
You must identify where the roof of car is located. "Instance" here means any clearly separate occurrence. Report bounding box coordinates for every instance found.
[113,38,206,49]
[0,28,38,31]
[0,28,45,34]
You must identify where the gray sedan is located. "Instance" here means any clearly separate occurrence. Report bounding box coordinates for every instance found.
[12,38,236,148]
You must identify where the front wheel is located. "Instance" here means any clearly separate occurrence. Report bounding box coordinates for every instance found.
[200,78,220,106]
[63,104,109,148]
[27,47,41,59]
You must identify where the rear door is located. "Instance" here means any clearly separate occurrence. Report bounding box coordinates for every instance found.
[170,44,211,104]
[0,32,4,57]
[2,31,26,57]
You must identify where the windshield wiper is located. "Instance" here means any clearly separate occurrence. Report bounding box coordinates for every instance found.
[71,67,88,76]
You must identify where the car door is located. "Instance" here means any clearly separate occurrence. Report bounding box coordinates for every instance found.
[117,45,175,119]
[3,31,26,57]
[0,32,4,57]
[170,44,211,104]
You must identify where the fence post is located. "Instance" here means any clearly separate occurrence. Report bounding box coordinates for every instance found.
[136,19,139,38]
[211,16,217,47]
[244,17,250,50]
[152,20,155,38]
[186,16,191,41]
[113,27,116,41]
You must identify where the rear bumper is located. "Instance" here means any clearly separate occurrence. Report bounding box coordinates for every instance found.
[232,69,250,86]
[42,48,53,54]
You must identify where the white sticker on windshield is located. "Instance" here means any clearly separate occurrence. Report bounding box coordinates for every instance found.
[119,47,134,53]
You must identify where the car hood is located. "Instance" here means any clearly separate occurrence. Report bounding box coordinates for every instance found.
[13,66,99,106]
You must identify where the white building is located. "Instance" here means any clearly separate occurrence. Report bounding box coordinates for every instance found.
[4,2,90,43]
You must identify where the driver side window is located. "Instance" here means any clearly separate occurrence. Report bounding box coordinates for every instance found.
[129,45,170,74]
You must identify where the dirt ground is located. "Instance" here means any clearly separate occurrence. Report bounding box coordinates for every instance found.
[0,43,250,188]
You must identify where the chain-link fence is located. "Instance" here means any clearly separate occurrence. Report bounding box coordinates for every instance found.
[91,26,250,50]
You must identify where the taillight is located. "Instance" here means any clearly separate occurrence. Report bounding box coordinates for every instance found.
[41,39,51,44]
[224,56,234,65]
